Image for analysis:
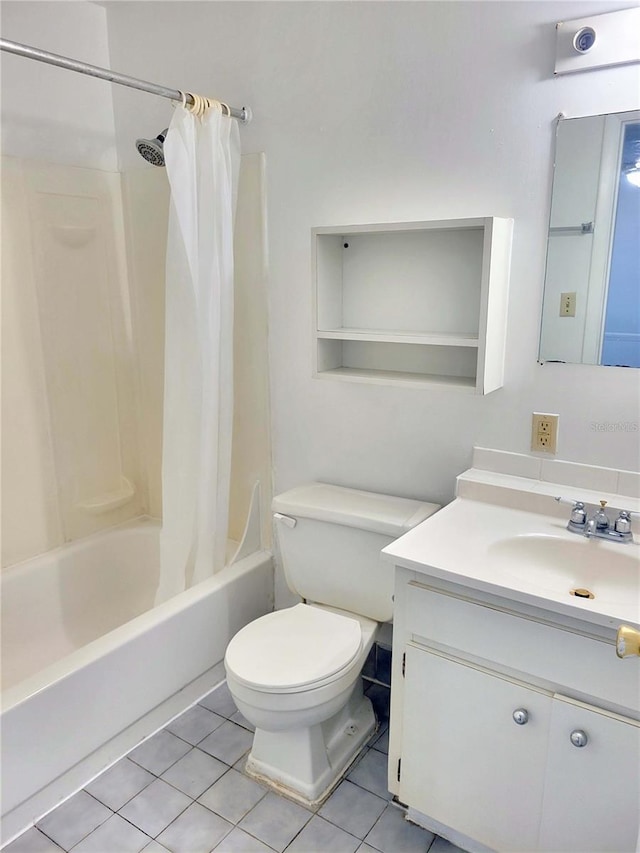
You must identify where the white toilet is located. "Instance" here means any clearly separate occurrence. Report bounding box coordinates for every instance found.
[224,482,439,805]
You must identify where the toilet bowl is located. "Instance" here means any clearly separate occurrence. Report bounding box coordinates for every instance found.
[225,603,379,803]
[224,482,440,806]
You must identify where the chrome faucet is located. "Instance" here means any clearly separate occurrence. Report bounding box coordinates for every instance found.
[555,497,635,544]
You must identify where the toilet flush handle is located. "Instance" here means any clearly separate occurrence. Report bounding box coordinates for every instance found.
[274,512,297,529]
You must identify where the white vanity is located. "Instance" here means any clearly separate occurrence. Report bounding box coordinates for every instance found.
[383,464,640,853]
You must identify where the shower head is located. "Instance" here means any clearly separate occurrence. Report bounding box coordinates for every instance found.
[135,128,169,166]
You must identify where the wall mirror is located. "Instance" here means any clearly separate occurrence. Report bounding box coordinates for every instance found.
[538,109,640,366]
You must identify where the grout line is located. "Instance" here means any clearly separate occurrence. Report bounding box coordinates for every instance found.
[103,811,155,849]
[60,790,116,850]
[30,827,69,853]
[21,682,427,853]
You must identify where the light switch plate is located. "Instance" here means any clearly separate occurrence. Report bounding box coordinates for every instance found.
[560,292,576,317]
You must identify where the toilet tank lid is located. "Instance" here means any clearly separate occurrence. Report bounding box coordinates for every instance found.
[272,483,440,537]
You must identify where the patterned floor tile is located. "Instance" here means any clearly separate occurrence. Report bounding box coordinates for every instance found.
[119,778,191,838]
[156,802,233,853]
[364,803,434,853]
[198,721,253,765]
[319,780,387,839]
[230,709,255,732]
[346,748,392,801]
[3,828,65,853]
[166,704,227,746]
[199,682,238,718]
[85,757,155,811]
[161,748,228,799]
[198,768,267,824]
[71,814,150,853]
[36,791,111,850]
[285,815,360,853]
[128,730,192,776]
[20,679,456,853]
[238,791,312,852]
[141,841,171,853]
[212,827,274,852]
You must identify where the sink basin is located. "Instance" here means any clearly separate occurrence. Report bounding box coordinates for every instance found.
[487,534,639,606]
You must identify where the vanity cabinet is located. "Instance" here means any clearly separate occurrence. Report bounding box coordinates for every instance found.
[401,645,551,851]
[389,575,640,853]
[312,218,512,393]
[539,696,640,853]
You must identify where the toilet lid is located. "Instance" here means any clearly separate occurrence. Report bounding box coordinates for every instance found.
[225,604,362,691]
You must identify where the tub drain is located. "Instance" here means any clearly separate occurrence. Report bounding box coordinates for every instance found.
[570,588,595,599]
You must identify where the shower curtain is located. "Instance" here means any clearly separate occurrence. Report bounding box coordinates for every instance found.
[156,103,241,602]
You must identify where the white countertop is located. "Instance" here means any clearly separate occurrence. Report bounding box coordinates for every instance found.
[382,496,640,630]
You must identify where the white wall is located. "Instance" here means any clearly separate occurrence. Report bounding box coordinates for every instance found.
[0,1,117,170]
[105,0,640,526]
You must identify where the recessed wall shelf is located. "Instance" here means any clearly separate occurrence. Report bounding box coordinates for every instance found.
[312,218,513,394]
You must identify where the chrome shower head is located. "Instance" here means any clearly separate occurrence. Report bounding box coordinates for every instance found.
[135,128,169,166]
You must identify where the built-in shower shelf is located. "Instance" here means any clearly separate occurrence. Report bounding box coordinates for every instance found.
[312,217,513,394]
[76,477,136,514]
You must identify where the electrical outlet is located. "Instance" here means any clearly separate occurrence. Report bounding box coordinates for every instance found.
[532,413,559,453]
[560,292,576,317]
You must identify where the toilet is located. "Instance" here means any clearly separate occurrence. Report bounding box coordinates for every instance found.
[224,482,439,805]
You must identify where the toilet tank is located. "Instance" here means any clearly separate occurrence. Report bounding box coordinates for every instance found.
[272,483,439,622]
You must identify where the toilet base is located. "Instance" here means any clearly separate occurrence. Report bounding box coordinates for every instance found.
[243,680,377,807]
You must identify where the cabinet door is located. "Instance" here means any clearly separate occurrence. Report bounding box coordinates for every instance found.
[539,695,640,853]
[399,644,552,852]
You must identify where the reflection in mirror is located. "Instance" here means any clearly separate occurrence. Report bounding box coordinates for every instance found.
[539,110,640,366]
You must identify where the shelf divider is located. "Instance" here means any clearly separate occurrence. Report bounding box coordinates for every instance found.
[317,328,480,348]
[318,366,477,390]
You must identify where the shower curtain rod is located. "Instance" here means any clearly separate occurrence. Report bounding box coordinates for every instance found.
[0,38,252,123]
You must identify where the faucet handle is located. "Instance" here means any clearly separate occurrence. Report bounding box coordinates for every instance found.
[614,511,633,535]
[570,502,587,525]
[555,496,585,510]
[555,497,587,528]
[555,496,585,507]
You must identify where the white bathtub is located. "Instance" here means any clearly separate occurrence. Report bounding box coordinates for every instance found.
[0,517,273,843]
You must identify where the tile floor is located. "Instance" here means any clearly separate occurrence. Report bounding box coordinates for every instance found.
[6,681,464,853]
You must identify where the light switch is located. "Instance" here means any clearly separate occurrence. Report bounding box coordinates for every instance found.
[560,292,576,317]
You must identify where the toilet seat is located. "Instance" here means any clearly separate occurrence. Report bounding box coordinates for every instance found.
[225,604,363,693]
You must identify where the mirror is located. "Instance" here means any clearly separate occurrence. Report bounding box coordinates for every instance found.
[539,110,640,366]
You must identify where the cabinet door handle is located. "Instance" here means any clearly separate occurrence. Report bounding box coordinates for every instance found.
[570,729,588,747]
[512,708,529,725]
[616,625,640,658]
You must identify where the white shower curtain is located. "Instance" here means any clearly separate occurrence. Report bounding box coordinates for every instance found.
[156,104,241,602]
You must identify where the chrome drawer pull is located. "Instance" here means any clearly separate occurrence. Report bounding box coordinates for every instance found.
[570,729,588,748]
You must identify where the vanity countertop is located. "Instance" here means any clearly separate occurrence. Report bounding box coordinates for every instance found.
[382,493,640,631]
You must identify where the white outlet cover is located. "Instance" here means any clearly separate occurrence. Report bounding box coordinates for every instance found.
[555,7,640,76]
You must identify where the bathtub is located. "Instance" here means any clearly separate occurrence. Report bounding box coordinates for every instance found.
[0,516,273,843]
